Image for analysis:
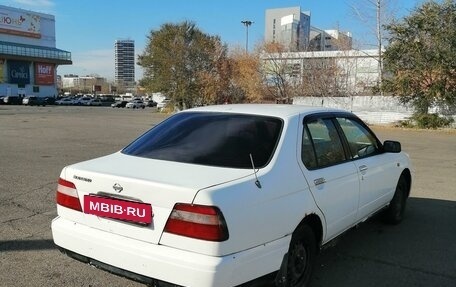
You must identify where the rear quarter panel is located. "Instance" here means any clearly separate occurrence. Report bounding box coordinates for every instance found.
[161,115,323,256]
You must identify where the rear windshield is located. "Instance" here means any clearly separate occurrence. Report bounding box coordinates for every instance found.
[122,112,283,168]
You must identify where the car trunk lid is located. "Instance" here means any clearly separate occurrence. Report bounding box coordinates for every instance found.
[59,152,252,244]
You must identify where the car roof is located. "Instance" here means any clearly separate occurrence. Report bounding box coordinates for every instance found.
[186,104,349,119]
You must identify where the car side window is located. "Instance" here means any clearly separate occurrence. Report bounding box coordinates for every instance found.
[336,117,379,158]
[303,118,346,168]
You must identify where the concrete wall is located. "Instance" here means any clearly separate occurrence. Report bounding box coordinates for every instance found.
[294,96,414,125]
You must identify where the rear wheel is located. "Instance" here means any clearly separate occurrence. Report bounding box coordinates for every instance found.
[384,175,408,224]
[286,224,317,287]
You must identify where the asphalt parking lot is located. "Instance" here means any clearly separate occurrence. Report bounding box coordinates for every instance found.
[0,105,455,287]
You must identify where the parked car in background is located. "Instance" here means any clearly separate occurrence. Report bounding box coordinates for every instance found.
[86,98,102,106]
[3,96,22,105]
[22,96,47,106]
[156,99,170,111]
[99,95,116,103]
[45,97,56,105]
[145,100,157,107]
[56,97,76,105]
[52,105,412,287]
[111,101,129,108]
[126,100,145,109]
[0,96,5,104]
[75,97,92,106]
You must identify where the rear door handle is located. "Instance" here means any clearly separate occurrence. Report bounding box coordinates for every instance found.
[359,165,368,173]
[314,178,326,186]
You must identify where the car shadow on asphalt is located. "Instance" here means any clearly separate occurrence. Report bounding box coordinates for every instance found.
[0,239,55,252]
[312,197,456,287]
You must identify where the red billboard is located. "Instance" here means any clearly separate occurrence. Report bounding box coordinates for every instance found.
[35,62,54,85]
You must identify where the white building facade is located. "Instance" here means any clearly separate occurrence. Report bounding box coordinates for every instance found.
[61,74,107,93]
[262,49,381,96]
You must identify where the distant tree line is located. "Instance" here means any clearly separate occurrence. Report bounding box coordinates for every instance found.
[138,0,455,122]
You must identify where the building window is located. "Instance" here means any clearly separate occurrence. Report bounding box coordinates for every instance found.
[33,86,40,93]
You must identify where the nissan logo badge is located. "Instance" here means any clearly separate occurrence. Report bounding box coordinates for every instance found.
[113,183,123,193]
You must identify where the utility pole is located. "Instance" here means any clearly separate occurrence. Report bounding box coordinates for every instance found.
[376,0,384,96]
[241,20,253,52]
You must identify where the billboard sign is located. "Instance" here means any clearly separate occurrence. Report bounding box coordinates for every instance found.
[0,7,41,39]
[35,62,54,85]
[8,60,30,85]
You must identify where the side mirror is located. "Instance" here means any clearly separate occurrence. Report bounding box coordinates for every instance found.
[383,140,401,153]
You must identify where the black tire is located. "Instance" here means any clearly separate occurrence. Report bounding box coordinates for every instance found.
[286,224,317,287]
[384,175,408,224]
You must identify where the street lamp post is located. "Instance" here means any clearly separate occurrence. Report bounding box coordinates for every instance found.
[241,20,253,52]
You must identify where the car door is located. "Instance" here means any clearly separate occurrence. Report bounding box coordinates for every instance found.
[335,116,399,221]
[298,115,360,240]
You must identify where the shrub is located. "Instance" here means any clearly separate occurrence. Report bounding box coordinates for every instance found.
[412,113,454,129]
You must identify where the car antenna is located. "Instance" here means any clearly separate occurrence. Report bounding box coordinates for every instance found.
[249,153,262,189]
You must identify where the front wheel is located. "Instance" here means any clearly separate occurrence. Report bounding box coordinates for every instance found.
[384,176,408,224]
[286,224,317,287]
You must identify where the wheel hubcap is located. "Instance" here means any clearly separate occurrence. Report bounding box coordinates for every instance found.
[394,185,405,217]
[290,242,308,282]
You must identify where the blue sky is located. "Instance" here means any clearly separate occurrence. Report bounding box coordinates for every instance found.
[3,0,423,81]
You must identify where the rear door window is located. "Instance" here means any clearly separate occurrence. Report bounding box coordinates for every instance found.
[302,118,346,168]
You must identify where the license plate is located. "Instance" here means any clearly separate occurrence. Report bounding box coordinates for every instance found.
[84,195,152,224]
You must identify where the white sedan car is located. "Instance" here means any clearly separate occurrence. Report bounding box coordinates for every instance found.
[126,99,145,109]
[55,97,75,105]
[75,97,92,105]
[52,104,412,287]
[86,98,103,106]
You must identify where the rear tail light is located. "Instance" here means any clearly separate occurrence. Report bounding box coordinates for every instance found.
[164,203,229,241]
[56,178,82,212]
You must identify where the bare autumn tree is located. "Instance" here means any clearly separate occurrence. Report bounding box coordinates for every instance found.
[300,56,339,97]
[230,47,265,103]
[197,41,235,105]
[299,35,359,97]
[349,0,399,94]
[260,42,298,103]
[332,36,360,97]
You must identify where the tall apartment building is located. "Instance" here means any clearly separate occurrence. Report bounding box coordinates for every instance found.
[265,7,311,51]
[309,27,353,51]
[265,7,352,52]
[114,39,135,89]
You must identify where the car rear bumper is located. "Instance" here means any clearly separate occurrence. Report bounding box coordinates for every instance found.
[52,216,288,287]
